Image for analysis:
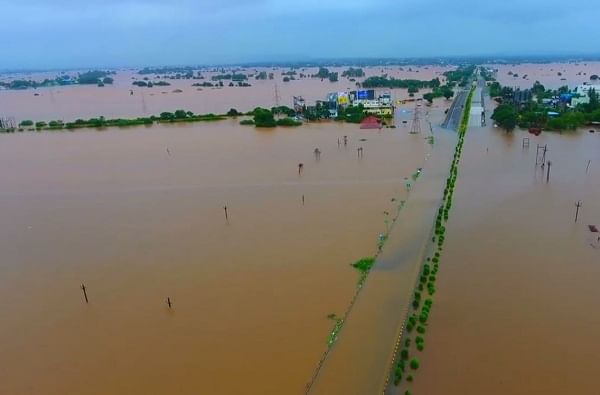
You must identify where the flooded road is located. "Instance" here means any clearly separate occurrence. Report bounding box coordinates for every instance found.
[310,106,456,395]
[405,93,600,394]
[0,113,440,394]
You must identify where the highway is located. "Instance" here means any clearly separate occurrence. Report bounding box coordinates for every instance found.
[307,116,458,395]
[441,90,469,130]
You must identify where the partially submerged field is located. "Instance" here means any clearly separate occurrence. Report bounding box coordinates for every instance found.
[0,66,454,121]
[0,114,442,394]
[489,61,600,89]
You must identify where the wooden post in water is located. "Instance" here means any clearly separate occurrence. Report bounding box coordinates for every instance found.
[575,201,582,223]
[302,195,305,206]
[298,163,304,175]
[586,160,591,174]
[166,297,172,309]
[223,205,228,221]
[81,284,88,304]
[546,161,551,183]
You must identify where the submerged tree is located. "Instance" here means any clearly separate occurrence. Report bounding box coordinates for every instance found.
[491,104,518,132]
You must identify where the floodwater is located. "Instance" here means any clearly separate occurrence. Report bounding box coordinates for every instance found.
[0,66,453,122]
[310,105,456,395]
[489,61,600,89]
[0,104,439,394]
[404,92,600,394]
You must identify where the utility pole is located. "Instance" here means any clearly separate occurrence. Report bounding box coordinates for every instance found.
[81,284,89,304]
[575,201,582,223]
[546,161,551,183]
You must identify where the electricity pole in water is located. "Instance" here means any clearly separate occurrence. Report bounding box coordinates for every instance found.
[80,284,89,304]
[546,161,551,183]
[575,201,582,223]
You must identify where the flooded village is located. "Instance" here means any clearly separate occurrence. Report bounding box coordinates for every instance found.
[1,59,599,395]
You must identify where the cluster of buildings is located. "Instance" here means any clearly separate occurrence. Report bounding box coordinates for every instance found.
[538,83,600,108]
[506,82,599,110]
[571,83,600,107]
[294,89,394,119]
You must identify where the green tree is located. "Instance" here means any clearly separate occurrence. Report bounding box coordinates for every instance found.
[342,67,365,78]
[253,107,276,127]
[160,112,175,120]
[531,81,545,97]
[423,92,434,104]
[586,88,599,112]
[491,104,518,131]
[442,86,454,100]
[174,110,188,119]
[313,67,330,79]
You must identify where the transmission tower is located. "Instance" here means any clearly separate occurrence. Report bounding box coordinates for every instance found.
[409,105,421,134]
[274,83,281,107]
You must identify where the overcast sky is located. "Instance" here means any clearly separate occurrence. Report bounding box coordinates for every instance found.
[1,0,599,69]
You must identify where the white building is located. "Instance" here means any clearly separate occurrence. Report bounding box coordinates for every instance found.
[571,96,590,107]
[574,84,600,96]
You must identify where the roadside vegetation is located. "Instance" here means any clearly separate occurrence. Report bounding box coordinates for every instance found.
[443,65,476,87]
[390,86,475,391]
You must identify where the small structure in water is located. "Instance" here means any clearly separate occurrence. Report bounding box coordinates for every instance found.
[360,116,382,130]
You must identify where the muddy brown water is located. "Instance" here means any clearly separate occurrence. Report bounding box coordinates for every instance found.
[310,108,456,395]
[402,95,600,394]
[0,102,444,394]
[0,66,453,122]
[489,62,600,90]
